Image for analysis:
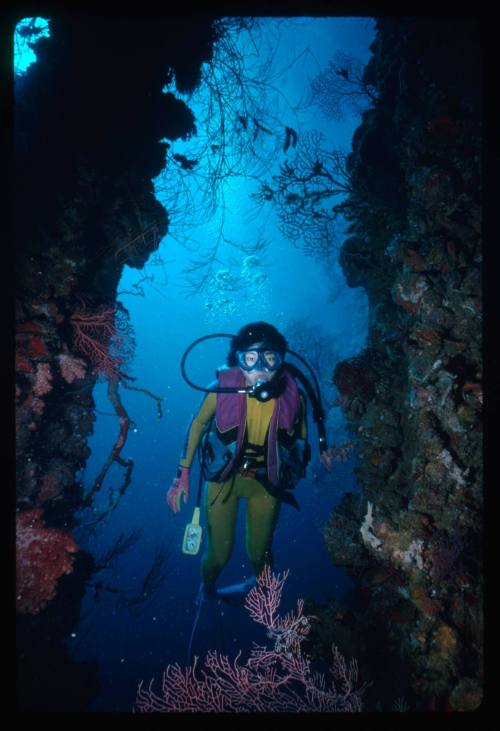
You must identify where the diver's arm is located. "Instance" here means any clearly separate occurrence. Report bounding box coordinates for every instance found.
[178,392,217,469]
[167,393,216,513]
[167,391,217,513]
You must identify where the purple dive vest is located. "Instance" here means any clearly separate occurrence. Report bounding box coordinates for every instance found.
[215,367,301,485]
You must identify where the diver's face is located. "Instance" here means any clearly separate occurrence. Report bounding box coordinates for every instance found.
[240,342,279,386]
[243,368,277,386]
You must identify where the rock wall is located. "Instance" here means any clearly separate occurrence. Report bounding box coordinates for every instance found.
[14,16,216,710]
[318,18,482,711]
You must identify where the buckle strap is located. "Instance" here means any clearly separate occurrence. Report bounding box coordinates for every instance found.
[240,455,264,470]
[245,441,265,456]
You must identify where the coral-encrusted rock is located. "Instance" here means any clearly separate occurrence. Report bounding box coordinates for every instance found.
[14,15,217,709]
[392,273,429,314]
[448,677,483,712]
[339,236,385,290]
[334,355,376,406]
[323,17,482,710]
[37,460,77,505]
[16,508,79,614]
[322,492,368,569]
[339,235,397,302]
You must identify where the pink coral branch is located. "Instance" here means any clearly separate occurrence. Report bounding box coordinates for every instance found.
[245,564,289,629]
[135,567,366,713]
[70,304,134,381]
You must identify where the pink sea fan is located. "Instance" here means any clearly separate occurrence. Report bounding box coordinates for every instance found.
[57,353,88,383]
[70,303,134,381]
[135,566,366,713]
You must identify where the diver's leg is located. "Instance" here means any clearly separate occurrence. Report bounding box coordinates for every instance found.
[201,478,239,595]
[245,479,281,578]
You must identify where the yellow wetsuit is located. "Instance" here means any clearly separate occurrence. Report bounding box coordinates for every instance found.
[179,391,306,591]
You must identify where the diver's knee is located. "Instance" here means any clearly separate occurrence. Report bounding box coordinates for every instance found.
[210,547,234,571]
[248,549,273,575]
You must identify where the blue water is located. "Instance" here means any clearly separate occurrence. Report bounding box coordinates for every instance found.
[67,17,375,711]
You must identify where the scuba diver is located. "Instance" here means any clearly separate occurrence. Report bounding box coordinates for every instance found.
[166,322,336,609]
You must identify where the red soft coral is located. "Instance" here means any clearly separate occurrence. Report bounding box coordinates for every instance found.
[16,509,79,615]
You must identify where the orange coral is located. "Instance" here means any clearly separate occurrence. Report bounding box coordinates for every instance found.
[434,624,458,655]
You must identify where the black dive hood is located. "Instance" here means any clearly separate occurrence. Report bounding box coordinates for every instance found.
[180,333,328,453]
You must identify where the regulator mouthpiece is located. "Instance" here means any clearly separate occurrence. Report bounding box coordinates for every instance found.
[250,379,272,402]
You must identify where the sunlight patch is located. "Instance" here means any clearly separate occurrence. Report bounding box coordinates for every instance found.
[14,17,50,75]
[203,256,269,322]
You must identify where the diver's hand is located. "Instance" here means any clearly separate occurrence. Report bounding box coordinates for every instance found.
[166,466,190,513]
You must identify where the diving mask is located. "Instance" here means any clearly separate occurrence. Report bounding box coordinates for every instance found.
[236,348,283,372]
